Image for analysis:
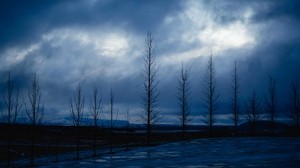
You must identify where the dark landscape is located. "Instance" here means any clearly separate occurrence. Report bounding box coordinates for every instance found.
[1,0,300,167]
[1,121,300,167]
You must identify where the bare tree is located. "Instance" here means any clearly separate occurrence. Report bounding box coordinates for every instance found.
[90,87,102,156]
[266,76,277,133]
[109,88,114,130]
[2,74,13,124]
[26,74,44,125]
[124,108,131,128]
[109,87,114,153]
[26,73,44,166]
[13,88,22,124]
[177,62,192,135]
[3,73,23,124]
[203,53,218,134]
[141,32,159,145]
[230,61,240,135]
[289,81,300,130]
[246,90,261,135]
[69,83,84,160]
[2,73,23,167]
[124,109,131,150]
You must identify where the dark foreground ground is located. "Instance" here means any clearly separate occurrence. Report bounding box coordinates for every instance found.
[43,137,300,168]
[0,122,299,167]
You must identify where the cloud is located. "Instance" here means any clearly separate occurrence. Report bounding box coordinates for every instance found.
[0,24,145,119]
[0,0,299,124]
[156,0,256,68]
[41,27,140,77]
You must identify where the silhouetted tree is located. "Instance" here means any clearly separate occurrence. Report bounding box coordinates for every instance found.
[2,73,23,124]
[69,83,84,160]
[203,53,218,134]
[266,76,278,134]
[230,61,240,135]
[246,90,261,134]
[90,87,102,156]
[26,74,44,166]
[124,109,131,150]
[109,87,114,153]
[2,73,23,167]
[289,81,300,130]
[141,32,159,145]
[177,63,192,135]
[124,109,131,128]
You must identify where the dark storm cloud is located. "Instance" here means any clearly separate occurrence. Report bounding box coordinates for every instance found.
[250,0,300,22]
[0,0,181,50]
[0,0,61,48]
[0,0,299,124]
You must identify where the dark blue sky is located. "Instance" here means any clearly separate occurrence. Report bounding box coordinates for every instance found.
[0,0,300,125]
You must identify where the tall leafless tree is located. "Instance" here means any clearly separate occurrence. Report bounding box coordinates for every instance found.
[124,108,131,129]
[2,73,23,167]
[90,87,102,156]
[2,73,23,124]
[69,83,84,160]
[231,61,240,135]
[289,81,300,130]
[26,74,44,166]
[266,76,277,133]
[124,108,131,150]
[109,87,114,153]
[177,63,192,134]
[26,74,44,125]
[141,32,159,145]
[246,90,261,135]
[203,53,218,134]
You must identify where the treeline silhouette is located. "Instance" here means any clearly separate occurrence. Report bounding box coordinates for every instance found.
[0,33,300,167]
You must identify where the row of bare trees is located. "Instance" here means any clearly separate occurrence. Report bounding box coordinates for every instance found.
[1,73,23,167]
[1,73,44,166]
[178,54,299,135]
[244,76,278,134]
[141,32,300,139]
[232,64,300,135]
[1,74,44,125]
[68,84,121,159]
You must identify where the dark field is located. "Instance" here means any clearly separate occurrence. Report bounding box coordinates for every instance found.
[0,123,299,167]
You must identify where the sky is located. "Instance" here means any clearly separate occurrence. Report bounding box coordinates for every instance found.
[0,0,300,125]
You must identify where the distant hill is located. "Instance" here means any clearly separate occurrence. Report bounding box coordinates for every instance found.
[4,116,129,127]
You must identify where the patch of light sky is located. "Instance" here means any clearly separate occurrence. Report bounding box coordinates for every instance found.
[42,28,132,58]
[43,27,142,83]
[2,27,143,85]
[159,1,256,66]
[0,43,41,70]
